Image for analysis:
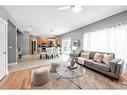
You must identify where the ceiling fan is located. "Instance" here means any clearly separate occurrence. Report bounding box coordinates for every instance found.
[58,5,83,13]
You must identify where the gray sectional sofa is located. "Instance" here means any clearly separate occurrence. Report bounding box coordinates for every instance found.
[76,51,124,79]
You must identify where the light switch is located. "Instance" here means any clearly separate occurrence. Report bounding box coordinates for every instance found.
[9,46,12,49]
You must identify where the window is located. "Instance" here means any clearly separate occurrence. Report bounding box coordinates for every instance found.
[83,32,91,50]
[61,37,71,54]
[83,24,127,74]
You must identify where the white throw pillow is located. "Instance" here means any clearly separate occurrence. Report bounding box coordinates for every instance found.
[84,50,90,59]
[80,52,85,58]
[103,53,113,65]
[94,53,103,63]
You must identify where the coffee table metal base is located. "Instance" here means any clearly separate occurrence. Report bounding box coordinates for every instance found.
[57,66,82,89]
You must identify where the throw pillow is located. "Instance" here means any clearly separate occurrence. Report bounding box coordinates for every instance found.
[94,53,103,63]
[84,50,90,59]
[80,50,90,59]
[103,53,113,65]
[80,52,85,58]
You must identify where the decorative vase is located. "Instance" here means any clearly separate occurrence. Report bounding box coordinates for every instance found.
[70,58,75,67]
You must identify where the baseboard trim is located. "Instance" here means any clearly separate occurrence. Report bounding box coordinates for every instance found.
[6,70,9,75]
[23,55,30,57]
[8,62,17,74]
[8,62,17,66]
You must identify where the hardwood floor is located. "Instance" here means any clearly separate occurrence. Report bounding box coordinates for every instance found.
[0,67,127,89]
[0,54,127,89]
[0,69,31,89]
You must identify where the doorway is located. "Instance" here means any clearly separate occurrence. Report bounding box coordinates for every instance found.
[0,18,8,80]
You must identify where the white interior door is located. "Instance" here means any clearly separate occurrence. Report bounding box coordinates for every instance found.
[0,18,7,80]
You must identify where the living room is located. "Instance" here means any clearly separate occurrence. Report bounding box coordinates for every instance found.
[0,0,127,94]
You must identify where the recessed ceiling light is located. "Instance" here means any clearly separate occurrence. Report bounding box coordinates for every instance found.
[72,6,82,13]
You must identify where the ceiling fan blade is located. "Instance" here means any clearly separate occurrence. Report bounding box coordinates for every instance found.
[58,6,71,10]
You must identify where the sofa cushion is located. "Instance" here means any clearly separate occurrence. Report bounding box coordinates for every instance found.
[89,51,115,59]
[80,52,85,58]
[109,58,121,73]
[84,59,94,66]
[80,50,90,59]
[93,62,110,72]
[89,51,96,59]
[94,53,103,63]
[84,50,90,59]
[103,53,113,65]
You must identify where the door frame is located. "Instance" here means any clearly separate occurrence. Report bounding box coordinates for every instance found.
[0,18,8,75]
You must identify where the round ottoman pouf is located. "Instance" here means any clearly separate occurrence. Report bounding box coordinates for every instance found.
[50,63,60,73]
[31,67,49,86]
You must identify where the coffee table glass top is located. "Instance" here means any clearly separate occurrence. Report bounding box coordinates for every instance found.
[57,62,85,79]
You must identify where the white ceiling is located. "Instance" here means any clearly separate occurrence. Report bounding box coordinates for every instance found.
[5,6,127,36]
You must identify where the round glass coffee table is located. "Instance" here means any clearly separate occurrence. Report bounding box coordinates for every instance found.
[57,62,85,89]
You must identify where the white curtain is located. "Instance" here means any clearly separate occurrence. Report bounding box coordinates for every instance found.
[83,24,127,74]
[83,33,91,50]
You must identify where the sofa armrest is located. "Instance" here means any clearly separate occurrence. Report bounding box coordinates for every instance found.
[77,57,86,65]
[115,60,124,78]
[109,58,121,73]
